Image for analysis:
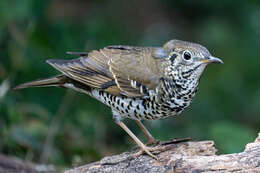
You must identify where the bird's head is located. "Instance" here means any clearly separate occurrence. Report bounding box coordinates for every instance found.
[153,39,223,81]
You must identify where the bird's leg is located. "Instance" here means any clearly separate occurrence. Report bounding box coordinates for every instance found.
[115,121,158,160]
[135,120,158,145]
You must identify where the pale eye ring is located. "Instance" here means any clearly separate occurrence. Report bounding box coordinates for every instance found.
[183,51,192,61]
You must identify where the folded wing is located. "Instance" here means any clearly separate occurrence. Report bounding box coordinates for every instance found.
[47,46,163,97]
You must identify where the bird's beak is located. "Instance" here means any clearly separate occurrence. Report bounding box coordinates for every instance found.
[200,56,224,64]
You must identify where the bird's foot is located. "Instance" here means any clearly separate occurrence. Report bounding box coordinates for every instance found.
[132,137,192,160]
[133,145,174,160]
[132,145,158,160]
[146,138,159,146]
[159,137,192,145]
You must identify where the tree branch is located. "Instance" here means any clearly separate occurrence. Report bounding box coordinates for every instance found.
[65,133,260,173]
[0,154,55,173]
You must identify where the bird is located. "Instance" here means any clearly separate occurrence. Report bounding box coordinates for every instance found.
[14,39,223,160]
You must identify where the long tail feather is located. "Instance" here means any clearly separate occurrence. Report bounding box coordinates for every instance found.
[13,75,67,90]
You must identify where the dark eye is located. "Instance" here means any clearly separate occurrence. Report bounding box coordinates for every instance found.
[183,51,192,61]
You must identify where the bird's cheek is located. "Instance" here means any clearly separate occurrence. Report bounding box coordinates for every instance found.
[197,64,207,75]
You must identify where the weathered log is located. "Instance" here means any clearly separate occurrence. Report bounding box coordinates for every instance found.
[65,133,260,173]
[0,154,55,173]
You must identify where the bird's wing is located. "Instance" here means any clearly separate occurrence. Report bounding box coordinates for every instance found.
[46,54,120,94]
[104,46,163,97]
[47,45,163,97]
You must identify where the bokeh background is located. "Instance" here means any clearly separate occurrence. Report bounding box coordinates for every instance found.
[1,0,260,170]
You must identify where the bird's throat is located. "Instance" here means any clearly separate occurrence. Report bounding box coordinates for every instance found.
[157,71,199,116]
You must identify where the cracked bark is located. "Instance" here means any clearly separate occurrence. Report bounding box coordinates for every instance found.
[65,133,260,173]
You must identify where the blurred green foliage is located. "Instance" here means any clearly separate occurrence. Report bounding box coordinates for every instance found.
[0,0,260,169]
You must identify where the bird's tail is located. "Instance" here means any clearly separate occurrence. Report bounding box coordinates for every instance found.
[13,75,67,90]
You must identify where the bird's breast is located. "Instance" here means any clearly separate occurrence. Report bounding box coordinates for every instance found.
[89,86,194,121]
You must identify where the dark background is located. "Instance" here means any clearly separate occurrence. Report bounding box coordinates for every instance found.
[0,0,260,170]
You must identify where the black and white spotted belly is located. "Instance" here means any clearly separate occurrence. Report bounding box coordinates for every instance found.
[64,74,198,121]
[90,89,191,121]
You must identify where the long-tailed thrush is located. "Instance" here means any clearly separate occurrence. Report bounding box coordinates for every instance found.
[15,39,223,159]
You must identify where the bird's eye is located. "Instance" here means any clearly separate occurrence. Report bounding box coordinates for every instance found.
[183,51,192,61]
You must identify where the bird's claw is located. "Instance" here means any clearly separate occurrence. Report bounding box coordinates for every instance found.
[132,145,173,160]
[146,138,160,146]
[159,137,192,145]
[132,138,191,160]
[132,146,158,160]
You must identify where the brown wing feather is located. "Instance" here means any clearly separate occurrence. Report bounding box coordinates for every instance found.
[47,46,163,97]
[46,58,116,91]
[103,46,163,96]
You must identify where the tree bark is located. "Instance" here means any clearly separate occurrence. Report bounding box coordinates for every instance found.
[65,133,260,173]
[0,154,55,173]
